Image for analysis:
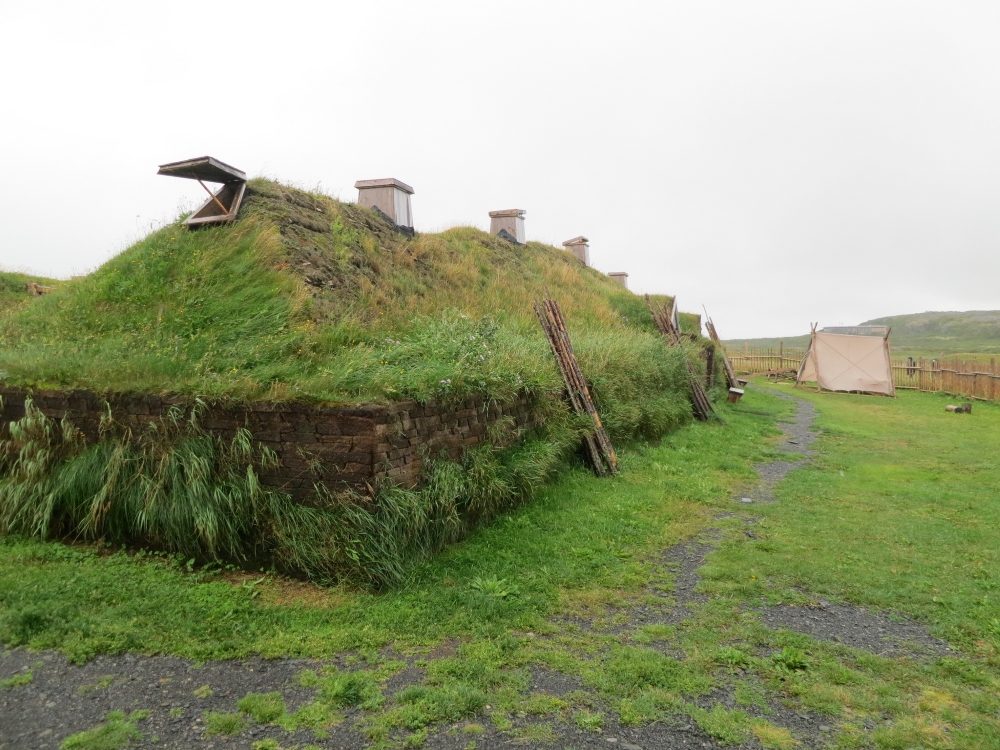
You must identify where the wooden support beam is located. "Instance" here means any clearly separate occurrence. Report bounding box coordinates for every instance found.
[197,179,232,216]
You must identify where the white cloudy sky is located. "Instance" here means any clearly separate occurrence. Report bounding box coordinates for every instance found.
[2,1,998,338]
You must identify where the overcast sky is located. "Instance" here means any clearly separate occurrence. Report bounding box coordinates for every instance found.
[3,1,998,338]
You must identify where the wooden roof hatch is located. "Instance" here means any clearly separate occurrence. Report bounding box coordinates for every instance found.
[157,156,247,226]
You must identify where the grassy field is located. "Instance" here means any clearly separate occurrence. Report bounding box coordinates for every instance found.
[863,310,1000,357]
[714,384,1000,659]
[3,387,999,748]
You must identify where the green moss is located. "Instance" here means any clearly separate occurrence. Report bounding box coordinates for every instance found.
[60,710,148,750]
[202,711,246,737]
[237,691,286,723]
[0,669,32,688]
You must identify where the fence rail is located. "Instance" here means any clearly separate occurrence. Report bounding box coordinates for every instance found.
[725,346,1000,402]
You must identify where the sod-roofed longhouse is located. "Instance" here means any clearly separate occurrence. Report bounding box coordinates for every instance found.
[0,169,724,585]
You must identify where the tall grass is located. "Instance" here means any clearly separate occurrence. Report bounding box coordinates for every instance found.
[0,323,705,589]
[0,398,584,589]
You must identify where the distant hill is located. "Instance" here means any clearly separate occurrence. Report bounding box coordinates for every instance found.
[861,310,1000,356]
[723,310,1000,357]
[720,333,811,353]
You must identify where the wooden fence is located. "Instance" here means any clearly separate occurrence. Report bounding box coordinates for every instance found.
[726,346,1000,402]
[726,347,806,376]
[891,356,1000,401]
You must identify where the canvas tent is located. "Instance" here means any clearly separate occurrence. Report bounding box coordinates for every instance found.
[797,328,895,396]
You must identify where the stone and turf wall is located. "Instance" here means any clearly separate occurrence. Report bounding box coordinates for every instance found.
[0,386,537,500]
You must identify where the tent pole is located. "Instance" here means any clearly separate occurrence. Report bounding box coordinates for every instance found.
[884,327,896,397]
[811,323,820,392]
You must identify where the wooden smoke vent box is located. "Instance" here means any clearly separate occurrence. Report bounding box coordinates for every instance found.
[355,178,415,231]
[157,156,247,227]
[608,271,629,290]
[489,209,526,244]
[562,236,590,266]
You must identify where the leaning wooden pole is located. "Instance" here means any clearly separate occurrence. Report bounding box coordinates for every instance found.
[703,310,739,390]
[646,295,714,421]
[535,298,618,476]
[547,299,619,471]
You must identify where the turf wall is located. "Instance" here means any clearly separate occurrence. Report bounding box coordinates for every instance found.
[0,386,536,500]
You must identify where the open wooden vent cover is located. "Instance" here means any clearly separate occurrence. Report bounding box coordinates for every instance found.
[157,156,247,226]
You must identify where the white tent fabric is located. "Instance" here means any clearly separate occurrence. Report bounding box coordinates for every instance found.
[797,332,895,396]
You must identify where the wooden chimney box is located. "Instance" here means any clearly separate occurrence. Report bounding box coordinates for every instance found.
[608,272,629,289]
[355,178,414,229]
[489,209,526,244]
[562,236,589,265]
[157,156,247,226]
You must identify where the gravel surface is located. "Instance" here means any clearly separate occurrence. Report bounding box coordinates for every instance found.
[757,602,952,658]
[0,646,737,749]
[741,390,817,504]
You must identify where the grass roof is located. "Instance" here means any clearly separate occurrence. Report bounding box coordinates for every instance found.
[0,180,697,406]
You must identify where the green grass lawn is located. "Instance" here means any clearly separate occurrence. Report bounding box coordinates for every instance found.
[3,387,1000,748]
[712,384,1000,660]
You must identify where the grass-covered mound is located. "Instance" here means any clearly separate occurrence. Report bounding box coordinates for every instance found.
[0,180,722,587]
[0,179,702,409]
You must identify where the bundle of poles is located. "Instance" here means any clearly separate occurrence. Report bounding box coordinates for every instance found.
[703,313,740,390]
[645,295,715,421]
[534,297,618,477]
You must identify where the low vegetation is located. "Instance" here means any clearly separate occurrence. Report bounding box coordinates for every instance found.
[712,384,1000,660]
[863,309,1000,356]
[0,180,702,404]
[59,710,149,750]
